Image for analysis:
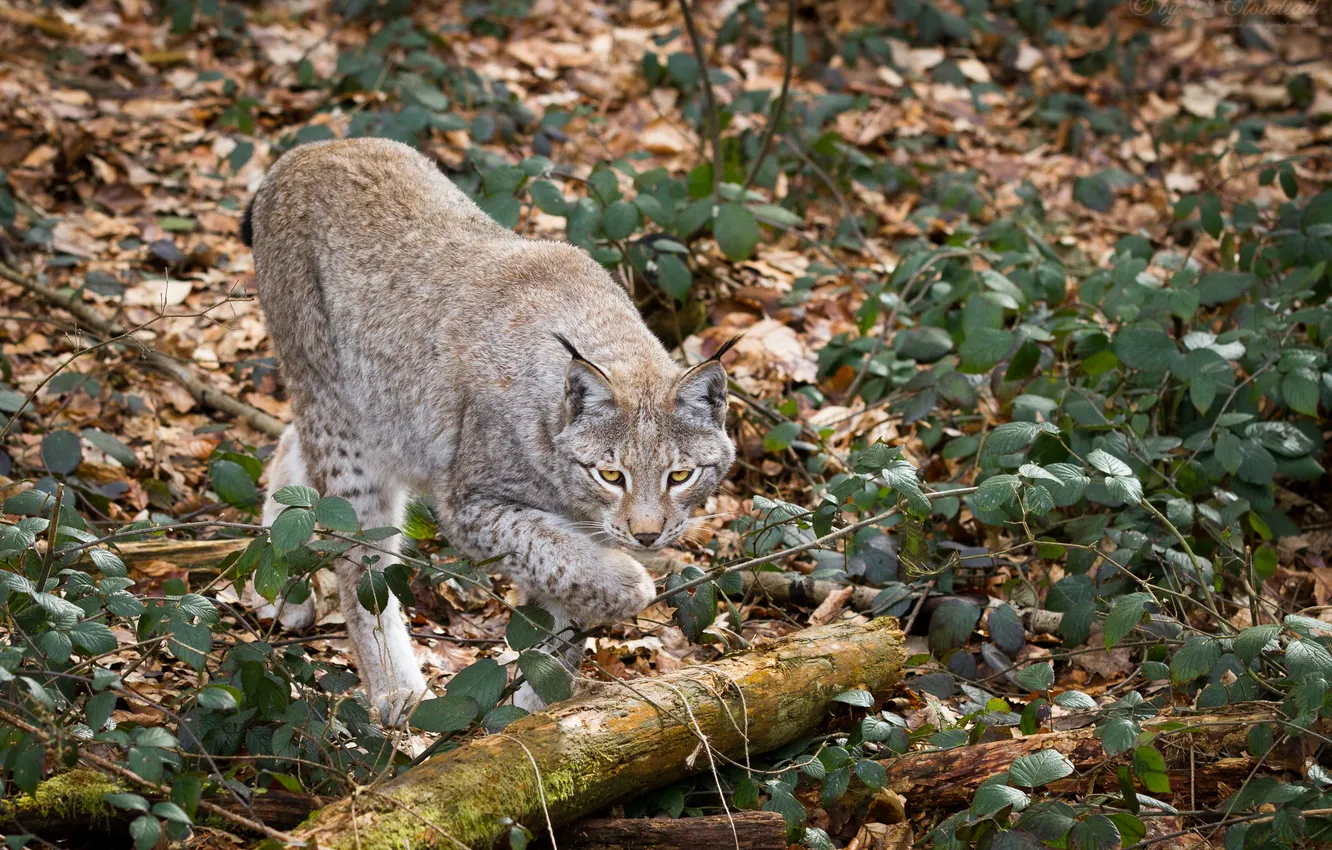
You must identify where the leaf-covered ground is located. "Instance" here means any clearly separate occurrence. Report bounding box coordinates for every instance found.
[2,0,1332,848]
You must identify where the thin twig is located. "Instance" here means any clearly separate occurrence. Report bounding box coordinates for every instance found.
[651,486,978,603]
[677,0,723,199]
[1,262,285,438]
[738,0,795,195]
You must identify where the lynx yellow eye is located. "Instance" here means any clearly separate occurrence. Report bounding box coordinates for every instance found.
[668,469,693,484]
[598,469,624,485]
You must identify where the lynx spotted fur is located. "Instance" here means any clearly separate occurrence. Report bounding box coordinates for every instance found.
[242,138,735,723]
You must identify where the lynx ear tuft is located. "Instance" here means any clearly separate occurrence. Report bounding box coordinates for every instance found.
[556,334,616,423]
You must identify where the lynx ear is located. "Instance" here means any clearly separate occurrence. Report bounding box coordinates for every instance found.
[674,340,741,428]
[556,334,617,423]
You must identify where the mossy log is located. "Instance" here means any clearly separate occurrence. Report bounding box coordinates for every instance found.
[293,617,905,850]
[0,768,321,842]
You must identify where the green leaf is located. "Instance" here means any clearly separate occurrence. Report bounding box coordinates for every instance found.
[1087,450,1131,477]
[971,783,1030,817]
[211,459,258,509]
[895,327,954,362]
[130,815,161,850]
[1234,624,1279,665]
[714,203,760,261]
[314,496,359,532]
[1070,814,1122,850]
[974,475,1020,511]
[1105,475,1142,505]
[1132,745,1171,793]
[1170,638,1220,685]
[1105,592,1152,649]
[1112,328,1176,371]
[197,684,242,711]
[1015,662,1055,692]
[751,203,802,227]
[82,428,138,467]
[270,507,315,553]
[988,603,1025,657]
[1055,690,1097,710]
[1197,271,1255,306]
[86,690,117,732]
[70,621,118,655]
[410,694,478,733]
[41,430,82,475]
[507,604,556,651]
[655,253,692,304]
[1108,813,1146,847]
[168,617,210,671]
[832,688,874,707]
[272,485,319,507]
[517,649,573,704]
[1286,638,1332,679]
[251,546,285,603]
[159,216,195,232]
[1074,174,1114,212]
[1010,749,1075,787]
[1282,370,1320,416]
[764,421,800,453]
[105,793,150,813]
[929,598,981,655]
[446,658,507,712]
[986,422,1045,455]
[356,571,390,614]
[151,801,191,824]
[601,200,640,240]
[528,180,568,215]
[958,328,1014,372]
[1200,192,1223,238]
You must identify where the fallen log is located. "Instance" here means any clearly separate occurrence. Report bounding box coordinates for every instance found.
[824,708,1305,836]
[293,617,905,849]
[0,767,321,841]
[555,812,787,850]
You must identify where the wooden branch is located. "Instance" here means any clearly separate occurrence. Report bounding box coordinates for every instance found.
[557,812,786,850]
[0,262,286,438]
[293,618,905,849]
[113,537,250,571]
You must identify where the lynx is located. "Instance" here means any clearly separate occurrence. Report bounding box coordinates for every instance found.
[241,138,736,724]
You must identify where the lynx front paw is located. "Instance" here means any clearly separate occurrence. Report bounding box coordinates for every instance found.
[373,684,434,728]
[567,550,656,626]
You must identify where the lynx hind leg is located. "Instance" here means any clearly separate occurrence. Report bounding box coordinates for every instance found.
[512,598,585,713]
[244,426,317,630]
[316,463,431,726]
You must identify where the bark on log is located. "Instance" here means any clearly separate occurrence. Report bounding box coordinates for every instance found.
[116,537,250,571]
[824,708,1300,836]
[555,812,787,850]
[293,617,905,850]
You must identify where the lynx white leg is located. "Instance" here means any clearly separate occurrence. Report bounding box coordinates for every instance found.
[512,598,585,713]
[328,480,431,726]
[244,426,317,630]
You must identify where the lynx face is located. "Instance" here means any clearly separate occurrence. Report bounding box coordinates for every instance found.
[552,340,736,551]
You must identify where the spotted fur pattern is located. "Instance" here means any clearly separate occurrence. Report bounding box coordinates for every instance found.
[244,139,735,723]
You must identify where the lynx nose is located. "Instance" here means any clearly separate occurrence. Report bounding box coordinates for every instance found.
[633,530,660,547]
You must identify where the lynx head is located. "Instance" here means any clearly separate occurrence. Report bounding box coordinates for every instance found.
[552,335,738,551]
